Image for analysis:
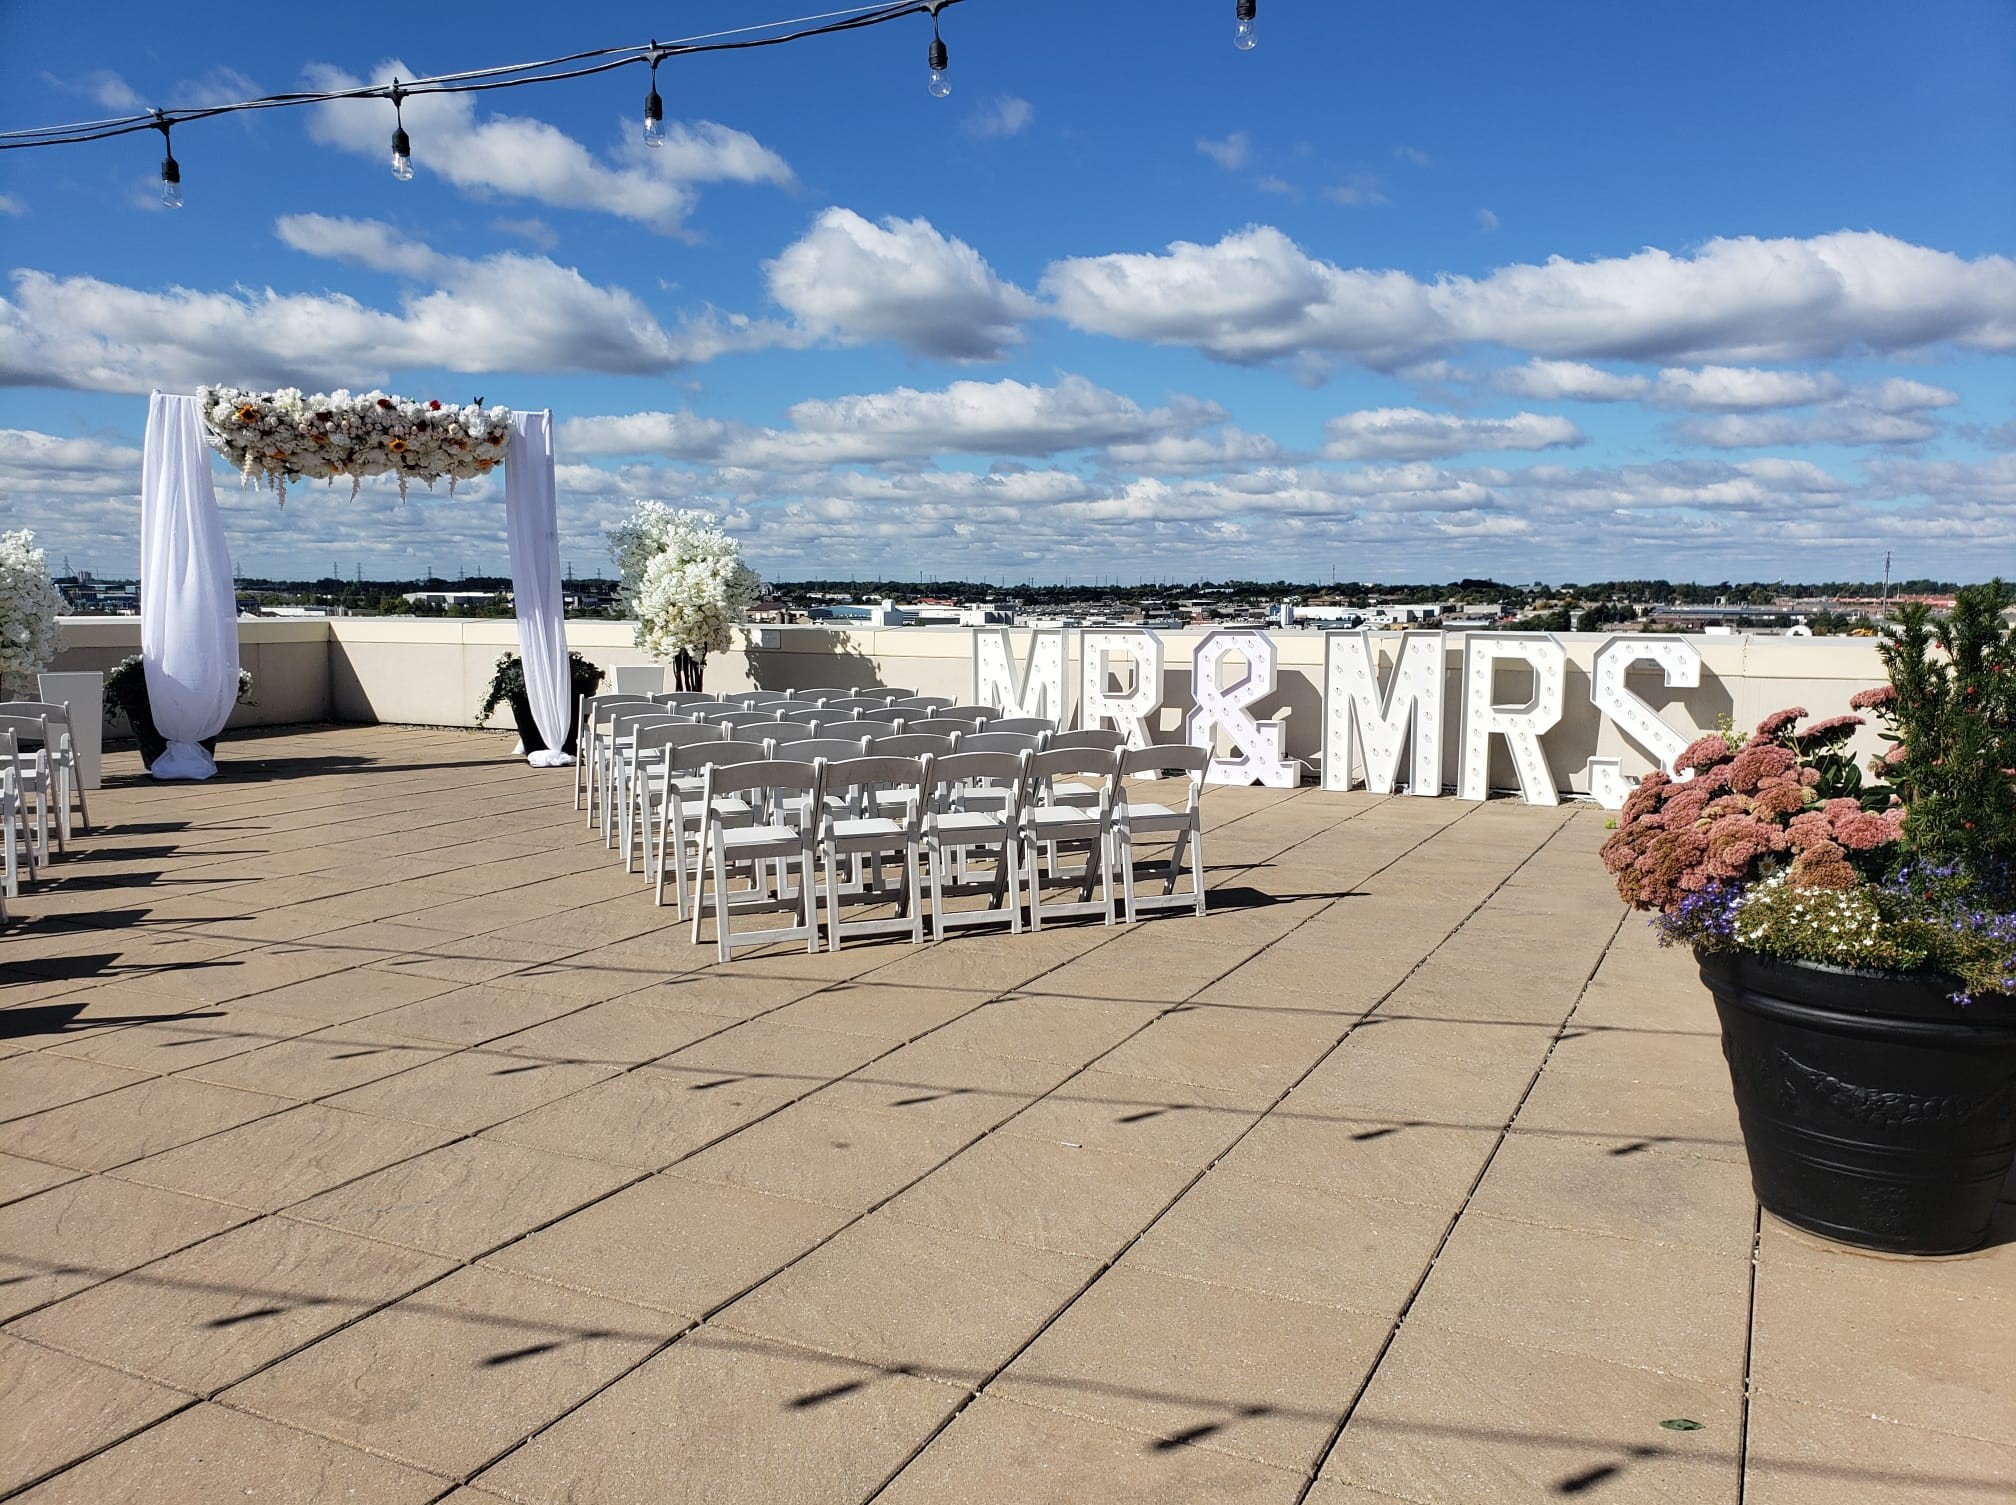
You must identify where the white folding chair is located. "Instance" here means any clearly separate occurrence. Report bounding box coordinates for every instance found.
[938,705,1001,726]
[1022,747,1121,930]
[729,690,795,709]
[795,687,855,705]
[897,718,974,741]
[625,722,728,874]
[1112,745,1209,922]
[823,696,894,716]
[692,759,824,962]
[604,708,683,847]
[773,706,830,728]
[578,695,657,818]
[890,696,952,715]
[1,760,23,909]
[0,702,88,842]
[818,754,929,950]
[921,749,1030,939]
[0,725,53,871]
[653,742,767,916]
[612,665,666,695]
[650,690,720,708]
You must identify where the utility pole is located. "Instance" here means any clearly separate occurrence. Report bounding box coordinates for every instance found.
[1882,551,1892,609]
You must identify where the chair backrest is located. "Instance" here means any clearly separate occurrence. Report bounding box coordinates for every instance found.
[698,710,782,730]
[939,705,1000,724]
[0,712,54,745]
[762,734,873,762]
[667,740,770,775]
[794,687,854,704]
[1119,744,1209,809]
[0,701,68,724]
[922,750,1030,813]
[900,719,974,740]
[826,692,899,710]
[586,694,656,726]
[633,722,726,755]
[772,706,828,726]
[869,733,958,759]
[1047,728,1127,752]
[890,696,952,714]
[847,719,905,740]
[821,755,929,808]
[730,690,794,708]
[958,730,1043,755]
[611,665,665,694]
[983,716,1055,737]
[701,757,822,802]
[1030,745,1124,794]
[650,690,718,707]
[607,707,674,740]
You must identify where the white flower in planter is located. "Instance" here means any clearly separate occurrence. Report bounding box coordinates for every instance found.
[0,529,64,689]
[607,502,759,665]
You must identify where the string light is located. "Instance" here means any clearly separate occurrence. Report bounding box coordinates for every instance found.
[388,83,412,181]
[1235,0,1257,51]
[153,112,181,208]
[926,2,951,98]
[644,46,666,147]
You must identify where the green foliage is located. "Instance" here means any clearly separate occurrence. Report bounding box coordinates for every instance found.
[1873,582,2016,876]
[476,652,604,722]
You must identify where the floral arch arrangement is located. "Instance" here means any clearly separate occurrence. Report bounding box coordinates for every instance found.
[198,386,512,503]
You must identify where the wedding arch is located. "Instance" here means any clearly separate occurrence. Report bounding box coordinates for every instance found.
[140,388,572,779]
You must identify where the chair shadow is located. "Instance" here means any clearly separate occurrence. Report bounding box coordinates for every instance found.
[0,1000,225,1041]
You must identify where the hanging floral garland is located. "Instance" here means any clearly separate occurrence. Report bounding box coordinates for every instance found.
[197,386,512,504]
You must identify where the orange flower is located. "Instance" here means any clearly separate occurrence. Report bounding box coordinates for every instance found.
[235,404,260,423]
[387,438,407,453]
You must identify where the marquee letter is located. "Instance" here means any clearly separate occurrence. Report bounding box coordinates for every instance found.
[973,627,1068,721]
[1080,629,1163,749]
[1457,633,1566,805]
[1185,630,1299,787]
[1585,634,1704,809]
[1323,630,1444,795]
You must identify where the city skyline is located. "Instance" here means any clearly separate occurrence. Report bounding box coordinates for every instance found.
[2,3,2012,583]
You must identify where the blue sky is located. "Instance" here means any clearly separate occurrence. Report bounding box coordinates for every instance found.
[2,1,2012,585]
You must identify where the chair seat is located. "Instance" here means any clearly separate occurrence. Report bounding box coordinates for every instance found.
[1048,780,1101,806]
[1027,805,1102,836]
[719,822,809,854]
[1117,801,1185,827]
[828,816,909,842]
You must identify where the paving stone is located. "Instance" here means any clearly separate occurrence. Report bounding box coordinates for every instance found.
[877,1394,1307,1505]
[320,1048,618,1134]
[286,1138,636,1259]
[0,1077,291,1173]
[484,1061,804,1168]
[176,1023,448,1100]
[0,1053,153,1122]
[112,1103,457,1212]
[1742,1396,2016,1505]
[10,1216,453,1393]
[0,1336,189,1496]
[475,1329,960,1505]
[675,1097,977,1212]
[221,1265,677,1478]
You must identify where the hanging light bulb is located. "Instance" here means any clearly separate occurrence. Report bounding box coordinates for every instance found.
[389,83,413,181]
[644,49,666,147]
[927,6,951,98]
[154,115,182,208]
[1235,0,1258,50]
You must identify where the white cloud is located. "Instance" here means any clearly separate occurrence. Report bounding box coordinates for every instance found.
[1650,365,1844,410]
[1255,176,1300,197]
[762,208,1037,361]
[0,216,764,393]
[560,375,1218,469]
[303,61,793,236]
[43,70,142,110]
[1476,208,1500,233]
[1861,377,1961,414]
[1395,146,1434,168]
[1676,411,1940,448]
[0,196,24,217]
[964,95,1034,139]
[1042,227,2016,369]
[489,216,557,251]
[1195,131,1252,170]
[1321,408,1585,461]
[1492,359,1650,402]
[1863,454,2016,506]
[1324,175,1389,207]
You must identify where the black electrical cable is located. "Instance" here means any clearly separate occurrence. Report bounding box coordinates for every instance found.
[0,0,964,151]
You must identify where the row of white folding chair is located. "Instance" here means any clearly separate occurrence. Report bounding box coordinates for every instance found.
[0,702,88,847]
[0,759,18,919]
[677,743,1207,960]
[0,727,54,882]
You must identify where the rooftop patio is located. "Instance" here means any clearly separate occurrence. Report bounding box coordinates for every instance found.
[1,724,2010,1504]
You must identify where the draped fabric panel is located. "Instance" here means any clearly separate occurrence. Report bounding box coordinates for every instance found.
[503,410,574,767]
[140,392,240,781]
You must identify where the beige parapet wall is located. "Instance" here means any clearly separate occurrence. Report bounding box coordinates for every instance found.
[50,618,1890,796]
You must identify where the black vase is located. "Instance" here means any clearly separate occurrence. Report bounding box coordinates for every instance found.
[1697,948,2016,1254]
[507,691,581,757]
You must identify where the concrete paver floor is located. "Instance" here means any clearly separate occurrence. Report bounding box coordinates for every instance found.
[1,725,2011,1503]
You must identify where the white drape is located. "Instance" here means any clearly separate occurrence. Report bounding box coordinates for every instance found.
[141,392,239,781]
[504,410,573,767]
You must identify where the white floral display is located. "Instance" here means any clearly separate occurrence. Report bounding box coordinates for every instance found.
[197,386,512,503]
[607,501,760,667]
[0,529,65,692]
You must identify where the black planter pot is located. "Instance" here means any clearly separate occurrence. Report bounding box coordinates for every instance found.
[507,690,582,758]
[128,708,219,771]
[1697,948,2016,1255]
